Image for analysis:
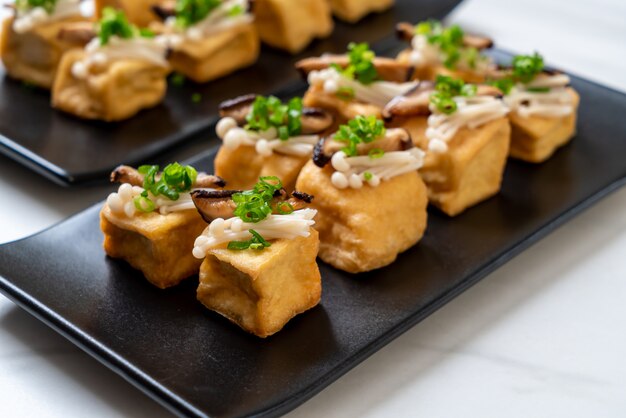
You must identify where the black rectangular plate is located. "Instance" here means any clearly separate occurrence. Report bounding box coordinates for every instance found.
[0,0,461,186]
[1,70,626,417]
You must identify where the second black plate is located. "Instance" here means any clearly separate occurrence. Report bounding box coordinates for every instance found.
[0,0,461,186]
[0,73,625,417]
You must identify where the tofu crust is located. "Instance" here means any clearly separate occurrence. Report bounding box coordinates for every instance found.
[197,230,321,338]
[329,0,394,23]
[52,49,168,121]
[254,0,333,53]
[100,206,207,288]
[167,22,260,83]
[295,162,428,273]
[396,116,511,216]
[214,144,311,191]
[0,16,88,89]
[508,88,580,163]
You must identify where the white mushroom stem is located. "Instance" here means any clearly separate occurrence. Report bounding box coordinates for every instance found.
[13,0,82,33]
[505,74,574,118]
[426,96,510,153]
[106,183,215,217]
[192,209,318,258]
[72,36,169,79]
[330,148,425,190]
[164,0,252,48]
[308,67,418,108]
[217,117,319,157]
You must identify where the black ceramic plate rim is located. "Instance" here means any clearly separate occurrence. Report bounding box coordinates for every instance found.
[1,156,625,418]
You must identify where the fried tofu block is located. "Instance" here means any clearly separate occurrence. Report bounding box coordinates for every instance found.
[398,116,511,216]
[329,0,394,23]
[508,88,580,163]
[214,145,310,191]
[52,49,168,121]
[100,206,207,289]
[197,230,321,338]
[295,162,428,273]
[254,0,333,53]
[168,22,259,83]
[303,83,382,124]
[94,0,158,27]
[0,16,87,89]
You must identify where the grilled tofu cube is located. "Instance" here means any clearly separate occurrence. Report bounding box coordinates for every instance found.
[197,230,321,338]
[400,116,511,216]
[100,206,207,288]
[0,16,88,89]
[254,0,333,53]
[508,88,580,163]
[52,49,168,121]
[295,162,428,273]
[329,0,394,23]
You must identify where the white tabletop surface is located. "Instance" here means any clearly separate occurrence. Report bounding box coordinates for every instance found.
[1,0,625,416]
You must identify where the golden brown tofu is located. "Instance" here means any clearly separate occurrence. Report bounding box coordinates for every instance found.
[197,230,321,338]
[100,205,207,289]
[508,88,580,163]
[329,0,394,23]
[214,144,310,191]
[94,0,159,27]
[295,162,428,273]
[397,116,511,216]
[302,83,382,124]
[0,16,89,89]
[52,49,168,121]
[166,22,259,83]
[254,0,333,53]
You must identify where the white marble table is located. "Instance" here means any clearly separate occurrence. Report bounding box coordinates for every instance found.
[1,0,626,416]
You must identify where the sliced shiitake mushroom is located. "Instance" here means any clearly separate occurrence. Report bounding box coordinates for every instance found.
[218,94,257,125]
[295,55,415,83]
[301,108,334,135]
[192,188,313,223]
[383,80,435,120]
[219,95,333,134]
[110,165,226,188]
[57,21,96,45]
[395,22,494,50]
[313,128,413,167]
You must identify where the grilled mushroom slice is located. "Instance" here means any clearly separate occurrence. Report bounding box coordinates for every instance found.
[383,81,435,120]
[57,21,96,45]
[110,165,226,188]
[395,22,494,50]
[192,188,313,223]
[313,128,413,167]
[296,55,415,83]
[218,95,334,134]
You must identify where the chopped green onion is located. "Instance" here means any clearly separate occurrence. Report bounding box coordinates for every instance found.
[245,96,303,140]
[133,192,156,213]
[429,75,477,115]
[170,73,186,87]
[368,148,385,159]
[175,0,221,29]
[192,93,202,103]
[227,229,272,251]
[336,86,356,100]
[228,4,244,17]
[97,7,152,46]
[512,52,544,84]
[133,163,198,212]
[363,171,373,181]
[334,116,386,157]
[232,176,283,223]
[333,42,379,85]
[276,201,294,215]
[526,86,550,93]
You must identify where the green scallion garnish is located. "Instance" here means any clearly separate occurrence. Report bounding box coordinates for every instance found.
[334,115,386,157]
[332,42,379,85]
[245,96,303,141]
[132,163,198,212]
[98,7,154,46]
[430,75,477,115]
[16,0,57,13]
[175,0,222,29]
[227,229,271,251]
